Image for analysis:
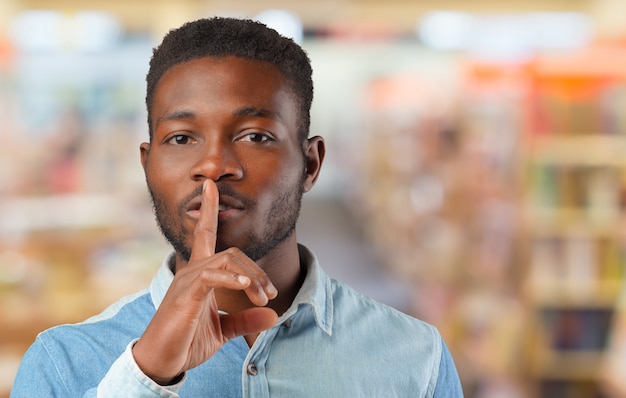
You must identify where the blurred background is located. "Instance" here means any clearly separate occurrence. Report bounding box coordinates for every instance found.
[2,0,626,397]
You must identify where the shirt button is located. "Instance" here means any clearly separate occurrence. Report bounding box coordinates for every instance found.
[283,319,292,328]
[246,363,258,376]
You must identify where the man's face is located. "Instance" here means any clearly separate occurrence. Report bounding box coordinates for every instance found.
[141,56,310,263]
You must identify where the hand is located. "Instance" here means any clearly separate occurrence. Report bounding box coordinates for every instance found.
[132,180,278,385]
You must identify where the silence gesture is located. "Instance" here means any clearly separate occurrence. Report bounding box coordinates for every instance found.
[132,180,278,385]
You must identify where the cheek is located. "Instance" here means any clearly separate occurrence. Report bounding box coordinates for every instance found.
[146,150,191,183]
[261,160,305,205]
[283,156,306,184]
[145,161,188,207]
[259,156,302,188]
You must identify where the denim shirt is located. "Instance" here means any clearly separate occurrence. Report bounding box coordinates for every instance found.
[12,245,463,397]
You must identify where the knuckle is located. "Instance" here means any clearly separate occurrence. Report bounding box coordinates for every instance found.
[199,267,216,282]
[203,252,229,270]
[224,247,243,257]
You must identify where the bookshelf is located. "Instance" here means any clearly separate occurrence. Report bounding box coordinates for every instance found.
[351,59,532,397]
[522,43,626,398]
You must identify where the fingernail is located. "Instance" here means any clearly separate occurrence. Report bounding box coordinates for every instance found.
[260,290,269,305]
[237,274,250,285]
[267,284,278,297]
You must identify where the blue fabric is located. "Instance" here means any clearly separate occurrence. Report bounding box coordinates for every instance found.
[11,245,463,397]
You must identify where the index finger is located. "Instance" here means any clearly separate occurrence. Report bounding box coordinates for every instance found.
[190,179,218,262]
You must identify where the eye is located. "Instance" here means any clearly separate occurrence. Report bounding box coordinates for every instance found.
[166,134,195,145]
[238,132,273,143]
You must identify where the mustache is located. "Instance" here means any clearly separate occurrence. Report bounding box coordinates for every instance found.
[176,182,253,214]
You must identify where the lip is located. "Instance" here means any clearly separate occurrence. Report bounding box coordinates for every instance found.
[185,194,245,220]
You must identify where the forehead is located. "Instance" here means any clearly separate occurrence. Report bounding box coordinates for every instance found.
[155,56,294,106]
[150,56,299,133]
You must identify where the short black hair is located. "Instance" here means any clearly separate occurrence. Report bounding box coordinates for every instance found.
[146,17,313,142]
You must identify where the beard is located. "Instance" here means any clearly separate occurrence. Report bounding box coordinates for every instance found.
[148,171,306,264]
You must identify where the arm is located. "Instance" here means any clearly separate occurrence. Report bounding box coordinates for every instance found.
[11,338,69,398]
[11,333,182,398]
[432,341,464,397]
[94,340,184,397]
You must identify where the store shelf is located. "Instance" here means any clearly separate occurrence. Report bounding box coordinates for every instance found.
[0,194,138,233]
[531,350,605,380]
[524,207,622,231]
[525,280,623,308]
[522,43,626,398]
[527,135,626,167]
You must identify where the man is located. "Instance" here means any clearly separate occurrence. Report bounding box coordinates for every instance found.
[12,17,463,397]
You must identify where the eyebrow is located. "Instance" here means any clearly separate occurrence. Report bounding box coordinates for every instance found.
[155,110,196,128]
[233,106,282,122]
[155,106,282,128]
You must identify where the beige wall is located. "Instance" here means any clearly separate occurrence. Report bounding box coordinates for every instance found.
[7,0,623,38]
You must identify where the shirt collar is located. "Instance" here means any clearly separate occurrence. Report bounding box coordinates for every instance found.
[149,244,334,336]
[283,244,333,335]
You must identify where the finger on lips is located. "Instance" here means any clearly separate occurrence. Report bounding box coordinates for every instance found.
[190,180,219,262]
[189,180,278,305]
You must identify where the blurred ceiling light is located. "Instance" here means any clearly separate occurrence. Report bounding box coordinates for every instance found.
[8,10,62,52]
[530,12,593,50]
[417,11,475,51]
[72,11,122,52]
[254,9,303,44]
[467,15,535,61]
[9,10,121,53]
[418,11,593,58]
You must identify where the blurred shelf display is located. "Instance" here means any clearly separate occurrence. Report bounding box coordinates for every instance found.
[522,43,626,398]
[349,41,626,398]
[531,350,607,382]
[350,56,529,397]
[0,30,166,397]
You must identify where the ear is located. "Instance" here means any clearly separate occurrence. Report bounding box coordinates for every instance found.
[303,136,325,193]
[140,142,150,172]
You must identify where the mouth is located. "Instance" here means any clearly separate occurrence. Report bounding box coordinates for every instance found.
[185,194,245,219]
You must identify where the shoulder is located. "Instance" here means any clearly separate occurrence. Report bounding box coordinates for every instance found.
[33,289,153,369]
[300,245,438,340]
[325,279,463,395]
[330,278,438,338]
[327,278,446,374]
[81,288,154,326]
[13,289,154,396]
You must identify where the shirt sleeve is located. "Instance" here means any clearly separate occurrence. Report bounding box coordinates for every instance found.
[95,339,186,397]
[432,340,464,397]
[11,336,185,398]
[11,338,69,398]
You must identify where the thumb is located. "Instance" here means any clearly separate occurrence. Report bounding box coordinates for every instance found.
[219,308,278,341]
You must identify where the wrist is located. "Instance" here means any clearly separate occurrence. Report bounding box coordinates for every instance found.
[131,340,183,386]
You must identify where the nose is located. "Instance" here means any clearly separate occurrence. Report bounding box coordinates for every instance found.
[189,141,243,182]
